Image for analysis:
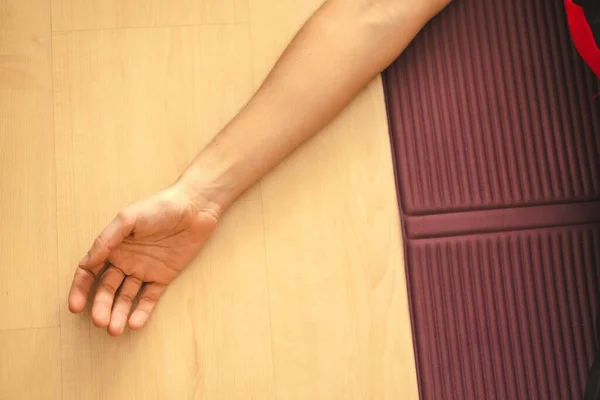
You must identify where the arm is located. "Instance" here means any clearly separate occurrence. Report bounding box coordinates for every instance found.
[69,0,453,336]
[178,0,452,215]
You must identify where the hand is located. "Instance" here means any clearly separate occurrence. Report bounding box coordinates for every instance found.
[68,184,219,336]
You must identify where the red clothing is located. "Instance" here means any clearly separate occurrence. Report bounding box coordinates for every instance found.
[565,0,600,78]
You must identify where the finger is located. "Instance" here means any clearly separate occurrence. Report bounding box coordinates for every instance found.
[108,277,143,336]
[67,263,105,313]
[79,210,136,270]
[128,283,166,330]
[91,266,125,328]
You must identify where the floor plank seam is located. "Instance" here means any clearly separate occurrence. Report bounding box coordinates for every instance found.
[258,181,278,396]
[51,20,250,35]
[49,2,66,397]
[0,325,61,333]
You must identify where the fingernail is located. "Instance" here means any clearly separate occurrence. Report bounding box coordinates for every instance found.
[78,253,89,266]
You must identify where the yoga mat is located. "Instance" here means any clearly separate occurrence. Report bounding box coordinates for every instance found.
[383,0,600,398]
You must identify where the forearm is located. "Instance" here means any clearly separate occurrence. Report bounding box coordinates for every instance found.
[178,0,451,215]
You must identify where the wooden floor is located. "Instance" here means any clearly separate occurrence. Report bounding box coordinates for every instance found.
[0,0,417,398]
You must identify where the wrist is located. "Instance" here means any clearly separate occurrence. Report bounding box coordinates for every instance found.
[171,176,227,220]
[173,153,242,219]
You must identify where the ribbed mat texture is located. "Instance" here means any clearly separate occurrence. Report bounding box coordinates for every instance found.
[385,0,600,216]
[409,227,599,399]
[383,0,600,398]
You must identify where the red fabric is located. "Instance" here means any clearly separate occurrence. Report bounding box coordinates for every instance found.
[565,0,600,78]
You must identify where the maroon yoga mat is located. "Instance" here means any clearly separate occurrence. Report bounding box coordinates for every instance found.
[383,0,600,399]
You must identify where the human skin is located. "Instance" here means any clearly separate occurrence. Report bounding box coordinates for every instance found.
[67,0,454,336]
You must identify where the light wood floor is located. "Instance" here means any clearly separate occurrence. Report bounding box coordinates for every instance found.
[0,0,418,398]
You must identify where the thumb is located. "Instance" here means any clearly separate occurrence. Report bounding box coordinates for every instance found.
[79,210,136,269]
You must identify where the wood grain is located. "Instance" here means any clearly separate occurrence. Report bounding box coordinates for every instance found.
[259,83,418,399]
[51,0,249,31]
[0,0,58,330]
[0,0,416,398]
[0,327,62,399]
[53,25,275,399]
[250,0,419,398]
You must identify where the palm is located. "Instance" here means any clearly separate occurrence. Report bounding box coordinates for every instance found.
[68,187,218,336]
[110,195,215,283]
